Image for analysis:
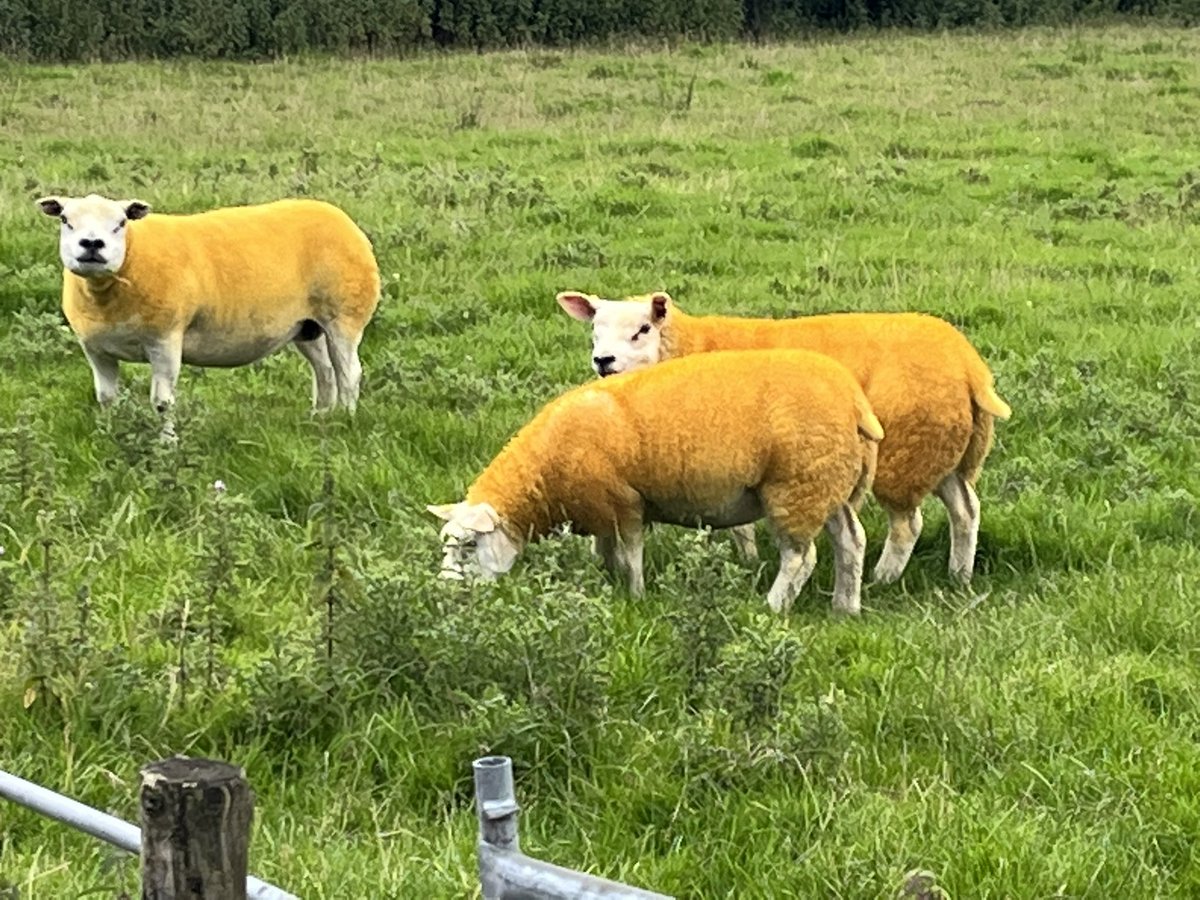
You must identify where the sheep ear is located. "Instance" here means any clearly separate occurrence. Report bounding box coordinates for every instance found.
[37,197,64,217]
[428,502,498,533]
[458,503,498,534]
[426,503,458,522]
[650,292,671,322]
[124,200,151,220]
[557,292,597,322]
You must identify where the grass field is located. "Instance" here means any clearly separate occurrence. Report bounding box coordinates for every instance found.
[3,23,1200,899]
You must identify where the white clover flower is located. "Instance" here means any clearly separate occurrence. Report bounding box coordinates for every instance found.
[212,480,227,493]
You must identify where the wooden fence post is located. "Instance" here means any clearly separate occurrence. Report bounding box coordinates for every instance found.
[139,757,253,900]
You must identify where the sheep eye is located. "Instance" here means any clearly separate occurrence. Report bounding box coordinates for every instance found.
[113,219,126,233]
[632,323,651,340]
[59,215,72,229]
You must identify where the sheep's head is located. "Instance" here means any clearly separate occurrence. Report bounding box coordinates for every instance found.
[427,501,519,581]
[557,290,671,377]
[37,194,151,277]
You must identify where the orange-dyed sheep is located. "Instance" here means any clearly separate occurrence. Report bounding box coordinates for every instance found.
[428,349,883,615]
[557,290,1012,585]
[37,194,381,415]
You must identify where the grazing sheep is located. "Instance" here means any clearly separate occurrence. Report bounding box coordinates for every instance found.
[36,194,381,415]
[428,349,883,615]
[557,290,1012,585]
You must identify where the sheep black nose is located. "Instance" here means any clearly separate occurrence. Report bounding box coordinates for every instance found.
[79,238,106,251]
[594,355,616,375]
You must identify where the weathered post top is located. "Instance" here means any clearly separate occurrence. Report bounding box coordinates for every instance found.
[142,756,245,788]
[140,756,254,900]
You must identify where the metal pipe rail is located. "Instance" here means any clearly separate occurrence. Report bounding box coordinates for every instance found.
[473,756,673,900]
[0,767,297,900]
[6,756,673,899]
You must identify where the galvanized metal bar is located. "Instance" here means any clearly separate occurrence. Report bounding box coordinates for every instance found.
[0,767,297,900]
[480,846,674,900]
[473,756,673,900]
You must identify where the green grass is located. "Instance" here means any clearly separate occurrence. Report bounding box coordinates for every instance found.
[3,24,1200,899]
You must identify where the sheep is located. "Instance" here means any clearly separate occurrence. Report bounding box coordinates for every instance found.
[428,348,884,615]
[556,290,1012,585]
[36,193,381,416]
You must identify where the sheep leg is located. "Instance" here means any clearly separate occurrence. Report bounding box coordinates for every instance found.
[873,506,923,584]
[293,334,338,412]
[825,503,867,615]
[322,323,364,413]
[81,344,120,407]
[765,537,817,615]
[594,529,645,595]
[600,528,648,600]
[145,335,182,413]
[621,528,646,597]
[935,472,980,584]
[730,524,759,562]
[593,534,620,574]
[145,335,183,441]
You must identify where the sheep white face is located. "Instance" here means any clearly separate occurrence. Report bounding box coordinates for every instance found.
[37,194,151,277]
[427,502,519,581]
[556,291,670,378]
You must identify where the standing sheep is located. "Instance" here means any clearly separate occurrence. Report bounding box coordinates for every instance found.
[36,194,381,416]
[557,290,1012,585]
[428,349,883,615]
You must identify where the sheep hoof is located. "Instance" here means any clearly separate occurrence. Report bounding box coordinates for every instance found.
[765,593,792,616]
[949,567,974,587]
[872,560,905,584]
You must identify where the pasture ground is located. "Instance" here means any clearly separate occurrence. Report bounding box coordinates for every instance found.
[2,24,1200,898]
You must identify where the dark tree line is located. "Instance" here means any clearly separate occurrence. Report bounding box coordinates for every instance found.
[0,0,1195,61]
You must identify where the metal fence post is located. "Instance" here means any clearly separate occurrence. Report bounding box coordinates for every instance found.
[474,755,520,898]
[473,755,674,900]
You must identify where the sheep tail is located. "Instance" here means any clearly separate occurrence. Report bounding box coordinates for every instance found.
[855,393,885,442]
[967,356,1012,421]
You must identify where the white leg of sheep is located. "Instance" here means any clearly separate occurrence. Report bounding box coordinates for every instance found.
[935,473,980,584]
[729,524,759,562]
[604,528,645,597]
[81,344,120,407]
[145,334,182,441]
[766,539,817,615]
[825,504,867,615]
[873,507,924,584]
[293,335,339,412]
[145,335,182,413]
[322,324,364,413]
